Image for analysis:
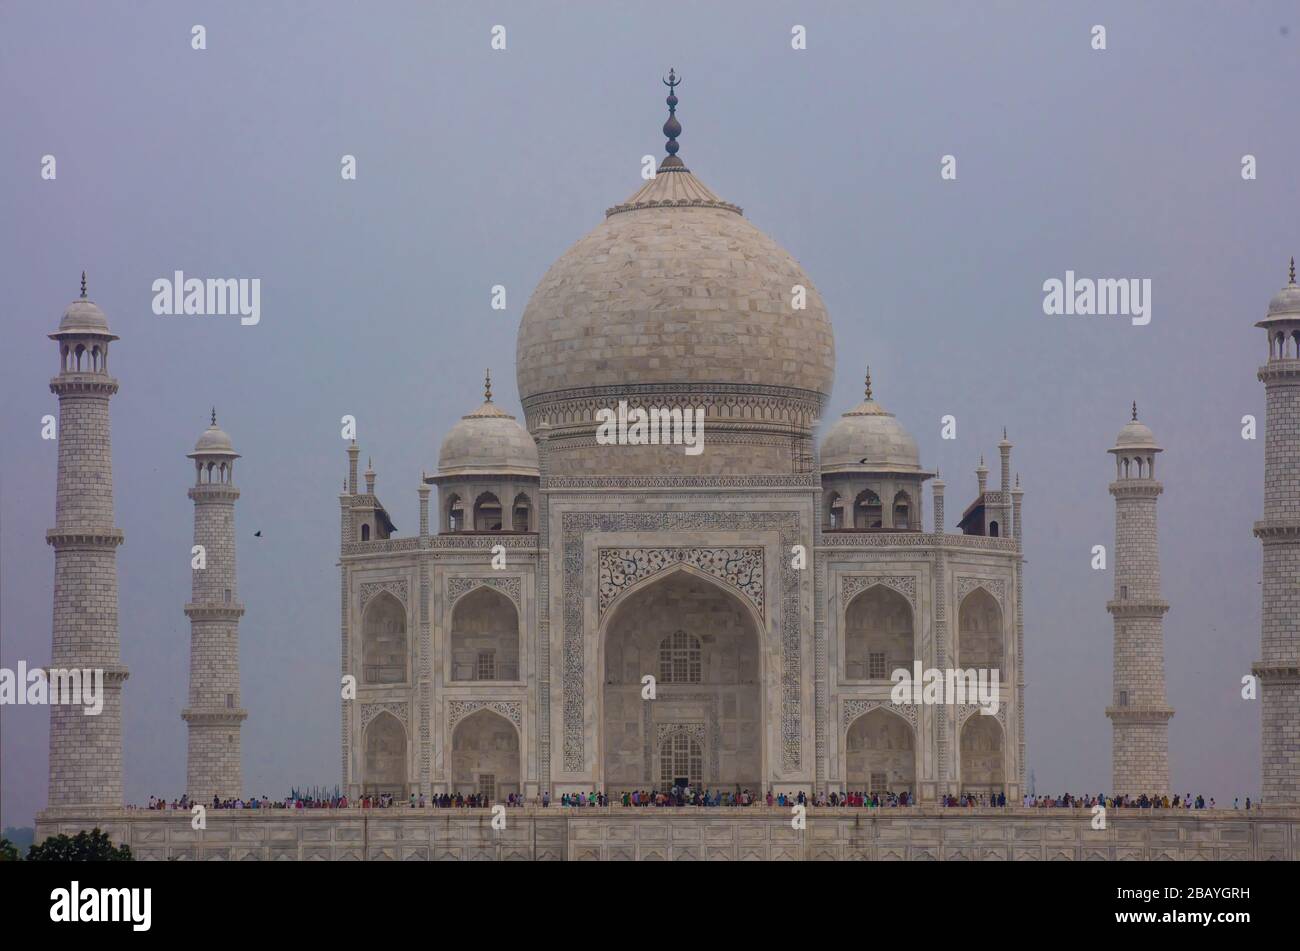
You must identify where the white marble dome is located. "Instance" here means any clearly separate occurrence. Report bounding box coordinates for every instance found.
[438,387,539,478]
[820,377,921,474]
[516,169,835,404]
[192,419,238,457]
[1265,271,1300,320]
[1112,415,1160,453]
[512,100,836,478]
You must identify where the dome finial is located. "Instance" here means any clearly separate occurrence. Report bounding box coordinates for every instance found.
[864,366,872,400]
[660,68,684,169]
[80,270,87,299]
[211,406,217,426]
[1290,256,1296,285]
[484,368,493,402]
[1132,400,1138,422]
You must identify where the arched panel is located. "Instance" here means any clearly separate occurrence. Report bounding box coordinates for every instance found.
[844,584,914,681]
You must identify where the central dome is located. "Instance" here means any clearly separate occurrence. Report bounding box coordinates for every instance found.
[516,78,835,476]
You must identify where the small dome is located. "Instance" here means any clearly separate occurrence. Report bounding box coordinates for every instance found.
[189,413,239,458]
[1110,405,1161,453]
[58,299,110,333]
[1266,284,1300,319]
[820,375,921,474]
[437,388,539,479]
[1256,259,1300,327]
[50,273,116,338]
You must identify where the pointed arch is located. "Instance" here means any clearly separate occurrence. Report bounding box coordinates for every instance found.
[959,714,1005,795]
[892,490,912,529]
[844,583,914,681]
[845,706,916,796]
[599,568,763,793]
[450,585,519,681]
[472,492,502,531]
[853,489,883,529]
[362,711,407,795]
[450,708,520,800]
[957,586,1003,673]
[362,591,407,684]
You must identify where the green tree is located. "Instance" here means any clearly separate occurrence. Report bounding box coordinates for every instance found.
[26,828,133,861]
[0,838,20,862]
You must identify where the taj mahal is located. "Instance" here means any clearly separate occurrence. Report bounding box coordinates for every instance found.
[32,76,1300,859]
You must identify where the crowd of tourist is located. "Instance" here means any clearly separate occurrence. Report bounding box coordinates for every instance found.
[133,788,1252,811]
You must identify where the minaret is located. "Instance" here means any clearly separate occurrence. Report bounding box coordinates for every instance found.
[1253,258,1300,805]
[1105,403,1173,796]
[45,273,129,808]
[182,410,247,802]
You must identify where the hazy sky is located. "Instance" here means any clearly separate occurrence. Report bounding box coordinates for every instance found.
[2,1,1297,827]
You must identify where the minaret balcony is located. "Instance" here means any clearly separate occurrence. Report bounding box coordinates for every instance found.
[1258,361,1300,384]
[1106,598,1169,618]
[45,527,124,550]
[181,708,249,725]
[1253,519,1300,540]
[1104,704,1174,722]
[184,603,246,620]
[48,375,119,397]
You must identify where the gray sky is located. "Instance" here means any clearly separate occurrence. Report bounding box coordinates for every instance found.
[2,1,1297,827]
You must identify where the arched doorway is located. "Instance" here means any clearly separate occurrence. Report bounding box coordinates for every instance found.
[363,712,407,796]
[601,569,763,794]
[959,715,1005,796]
[845,707,915,796]
[449,586,520,681]
[362,592,407,684]
[958,587,1004,673]
[844,584,914,681]
[450,709,520,801]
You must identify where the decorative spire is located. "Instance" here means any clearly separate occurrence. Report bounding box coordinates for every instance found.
[211,406,217,426]
[1291,256,1296,285]
[1132,400,1138,422]
[80,270,87,299]
[484,368,493,402]
[1002,426,1008,440]
[661,68,684,169]
[864,366,873,400]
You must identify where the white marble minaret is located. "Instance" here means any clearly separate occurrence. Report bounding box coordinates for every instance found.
[45,273,129,808]
[182,410,247,802]
[1105,404,1173,796]
[1253,259,1300,806]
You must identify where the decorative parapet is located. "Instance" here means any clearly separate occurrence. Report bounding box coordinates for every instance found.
[820,532,1018,553]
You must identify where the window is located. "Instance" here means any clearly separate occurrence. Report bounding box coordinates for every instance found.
[869,771,889,794]
[476,651,497,681]
[224,588,232,604]
[1120,585,1128,600]
[361,523,370,541]
[658,630,702,684]
[659,732,703,790]
[868,651,887,680]
[226,693,234,708]
[1119,691,1128,707]
[478,773,496,802]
